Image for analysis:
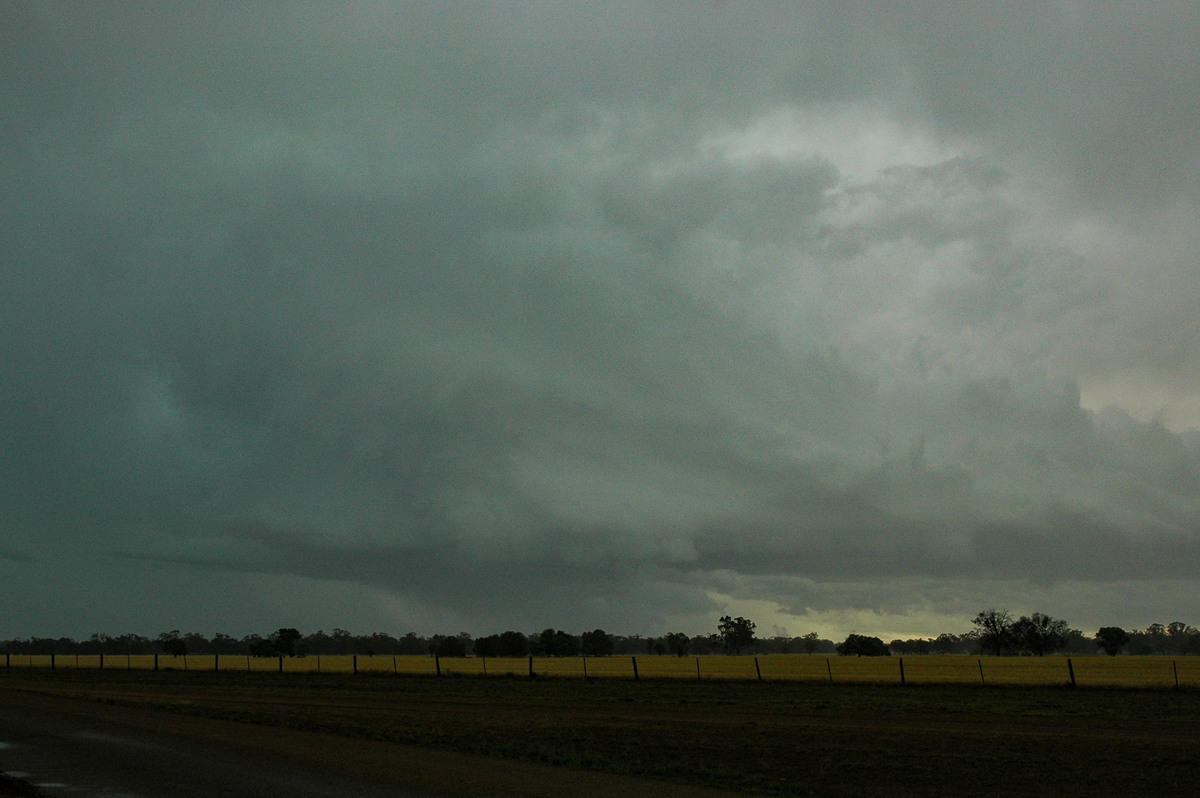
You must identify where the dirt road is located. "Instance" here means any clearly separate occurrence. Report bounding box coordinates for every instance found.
[0,688,737,797]
[0,690,441,797]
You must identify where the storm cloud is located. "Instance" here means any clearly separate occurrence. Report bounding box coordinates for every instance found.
[3,2,1199,640]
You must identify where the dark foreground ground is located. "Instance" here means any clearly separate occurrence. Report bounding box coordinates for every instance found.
[2,669,1199,796]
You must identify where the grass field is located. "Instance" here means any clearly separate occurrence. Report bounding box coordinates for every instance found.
[6,652,1200,689]
[3,667,1199,796]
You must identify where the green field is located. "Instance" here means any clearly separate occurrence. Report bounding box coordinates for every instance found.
[7,653,1199,689]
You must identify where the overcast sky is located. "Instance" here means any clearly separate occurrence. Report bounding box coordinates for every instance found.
[3,2,1200,643]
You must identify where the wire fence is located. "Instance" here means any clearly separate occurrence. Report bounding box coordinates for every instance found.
[3,653,1198,688]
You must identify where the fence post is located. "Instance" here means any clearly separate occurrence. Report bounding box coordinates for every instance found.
[482,657,487,676]
[582,656,588,681]
[631,656,640,681]
[99,653,104,670]
[435,655,441,677]
[899,657,906,686]
[278,655,283,674]
[977,659,985,686]
[754,656,762,682]
[528,655,534,679]
[154,654,159,672]
[214,654,219,673]
[696,656,701,681]
[50,654,55,670]
[1173,660,1180,689]
[353,655,358,675]
[825,657,833,684]
[1067,658,1076,687]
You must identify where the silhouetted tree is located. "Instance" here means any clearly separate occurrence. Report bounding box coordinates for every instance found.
[1059,627,1093,654]
[581,629,614,657]
[808,634,837,654]
[1011,613,1070,656]
[274,627,303,657]
[498,630,529,657]
[156,630,188,656]
[664,632,690,657]
[210,633,241,654]
[473,634,500,657]
[1094,627,1131,656]
[604,634,637,655]
[972,609,1013,656]
[889,638,933,655]
[81,633,111,654]
[327,628,355,655]
[1126,622,1200,655]
[395,632,426,655]
[178,632,211,654]
[837,634,889,656]
[534,629,579,657]
[717,616,756,654]
[431,633,468,657]
[1165,622,1198,654]
[556,630,580,656]
[246,635,276,657]
[928,633,957,654]
[1140,623,1170,654]
[110,634,153,654]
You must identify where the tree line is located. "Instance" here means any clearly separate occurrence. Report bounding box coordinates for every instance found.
[2,612,1194,659]
[0,621,830,659]
[886,612,1200,658]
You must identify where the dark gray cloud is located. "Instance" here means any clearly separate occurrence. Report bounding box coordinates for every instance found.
[3,2,1199,640]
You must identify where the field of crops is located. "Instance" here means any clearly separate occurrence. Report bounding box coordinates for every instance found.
[5,652,1199,688]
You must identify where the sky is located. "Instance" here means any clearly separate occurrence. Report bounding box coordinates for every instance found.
[3,2,1200,643]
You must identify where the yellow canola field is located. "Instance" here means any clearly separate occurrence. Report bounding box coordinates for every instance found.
[4,653,1198,688]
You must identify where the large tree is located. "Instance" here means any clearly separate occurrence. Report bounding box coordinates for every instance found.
[473,634,500,658]
[156,630,187,657]
[665,632,690,657]
[717,616,756,655]
[1011,613,1070,656]
[581,629,614,657]
[499,630,530,657]
[1094,627,1131,656]
[837,634,889,657]
[430,633,469,657]
[534,628,580,657]
[273,627,303,657]
[972,609,1014,656]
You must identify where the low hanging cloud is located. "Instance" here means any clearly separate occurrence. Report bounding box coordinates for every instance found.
[3,2,1199,640]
